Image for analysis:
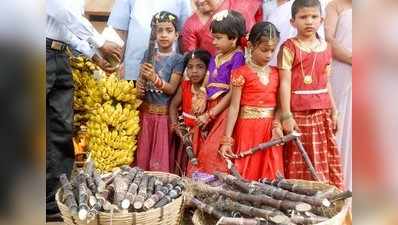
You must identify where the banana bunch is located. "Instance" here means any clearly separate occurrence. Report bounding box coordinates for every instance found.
[69,55,142,172]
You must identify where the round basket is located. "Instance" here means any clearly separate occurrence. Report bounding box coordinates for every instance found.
[191,179,349,225]
[56,171,184,225]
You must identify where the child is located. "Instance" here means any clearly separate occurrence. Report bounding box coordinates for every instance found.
[278,0,343,189]
[194,10,246,175]
[219,22,284,181]
[136,11,184,172]
[169,49,211,176]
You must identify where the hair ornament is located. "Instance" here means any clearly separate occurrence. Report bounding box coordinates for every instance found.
[213,10,229,22]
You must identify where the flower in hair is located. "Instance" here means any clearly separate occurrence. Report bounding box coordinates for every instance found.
[168,15,175,21]
[213,10,229,22]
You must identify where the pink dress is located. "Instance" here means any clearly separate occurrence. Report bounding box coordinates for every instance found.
[181,0,262,55]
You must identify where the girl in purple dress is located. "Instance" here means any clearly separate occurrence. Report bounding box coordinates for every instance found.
[190,10,246,175]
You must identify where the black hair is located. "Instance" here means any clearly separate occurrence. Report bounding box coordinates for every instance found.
[248,22,280,47]
[152,11,179,31]
[291,0,322,19]
[210,10,246,40]
[183,49,211,70]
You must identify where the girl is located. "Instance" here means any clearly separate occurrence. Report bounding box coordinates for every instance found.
[193,10,246,175]
[169,49,211,176]
[219,22,284,181]
[278,0,343,189]
[136,11,184,172]
[325,0,352,190]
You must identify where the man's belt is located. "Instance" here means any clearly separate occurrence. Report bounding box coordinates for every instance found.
[46,38,68,52]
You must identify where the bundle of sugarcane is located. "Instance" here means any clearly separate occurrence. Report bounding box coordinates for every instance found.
[58,163,185,222]
[69,55,142,171]
[184,172,351,225]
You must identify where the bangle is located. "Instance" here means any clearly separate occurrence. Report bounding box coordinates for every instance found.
[281,112,293,121]
[221,136,234,146]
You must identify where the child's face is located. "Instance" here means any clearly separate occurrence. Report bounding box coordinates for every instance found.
[156,22,178,50]
[250,41,277,66]
[186,58,207,84]
[290,6,323,38]
[212,33,237,54]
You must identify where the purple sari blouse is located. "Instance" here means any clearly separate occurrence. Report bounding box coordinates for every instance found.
[207,50,245,100]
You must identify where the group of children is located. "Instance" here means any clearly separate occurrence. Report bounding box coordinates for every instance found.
[133,0,343,190]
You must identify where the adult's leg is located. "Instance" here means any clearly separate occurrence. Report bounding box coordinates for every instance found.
[46,50,75,216]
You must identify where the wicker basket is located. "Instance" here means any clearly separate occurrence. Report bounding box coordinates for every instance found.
[191,179,349,225]
[56,171,184,225]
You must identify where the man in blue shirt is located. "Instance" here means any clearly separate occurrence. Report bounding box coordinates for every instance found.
[108,0,192,81]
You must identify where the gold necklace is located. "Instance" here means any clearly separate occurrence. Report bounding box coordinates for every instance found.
[247,60,270,86]
[297,39,319,85]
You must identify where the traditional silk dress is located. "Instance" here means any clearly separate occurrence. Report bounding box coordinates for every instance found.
[231,65,284,180]
[181,0,262,55]
[330,8,352,191]
[192,50,245,174]
[278,38,344,189]
[136,51,184,172]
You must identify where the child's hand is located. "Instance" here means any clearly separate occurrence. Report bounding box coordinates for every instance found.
[282,117,300,134]
[136,78,146,97]
[271,127,284,146]
[331,111,339,134]
[219,144,236,159]
[197,113,210,128]
[140,63,156,81]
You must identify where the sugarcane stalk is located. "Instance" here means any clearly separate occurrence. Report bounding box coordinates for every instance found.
[112,174,130,207]
[328,190,352,203]
[214,172,254,193]
[76,170,90,220]
[290,214,328,224]
[261,174,321,196]
[191,181,310,212]
[217,198,294,224]
[103,168,121,185]
[253,182,330,208]
[146,176,156,198]
[121,170,144,209]
[133,174,149,210]
[293,138,322,181]
[235,132,300,158]
[190,197,227,219]
[92,169,106,193]
[216,217,271,225]
[180,125,198,165]
[96,183,114,211]
[59,174,78,216]
[153,182,176,208]
[143,185,169,210]
[225,158,242,179]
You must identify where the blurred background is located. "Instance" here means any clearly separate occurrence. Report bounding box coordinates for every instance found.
[0,0,397,224]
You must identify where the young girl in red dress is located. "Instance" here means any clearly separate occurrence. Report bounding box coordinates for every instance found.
[169,50,211,176]
[278,0,343,189]
[219,22,284,181]
[193,10,247,175]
